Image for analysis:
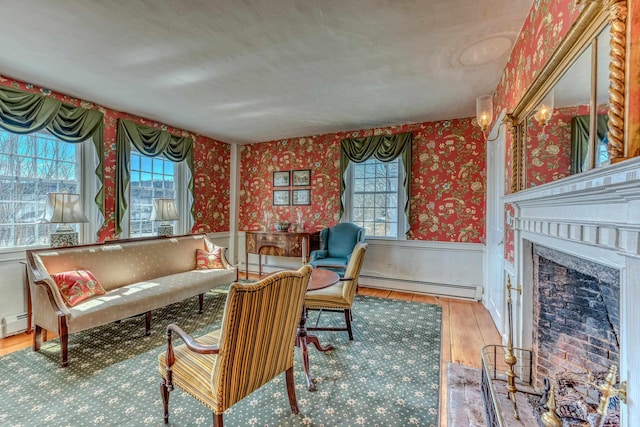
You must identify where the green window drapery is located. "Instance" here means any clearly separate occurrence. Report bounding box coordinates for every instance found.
[115,119,194,236]
[339,132,412,235]
[0,86,106,233]
[570,114,609,174]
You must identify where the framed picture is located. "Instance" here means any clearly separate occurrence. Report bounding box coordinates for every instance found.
[273,171,290,187]
[273,190,290,206]
[292,189,311,206]
[292,169,311,186]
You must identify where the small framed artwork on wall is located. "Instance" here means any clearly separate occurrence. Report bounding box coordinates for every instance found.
[292,169,311,186]
[292,189,311,206]
[273,171,290,187]
[273,190,290,206]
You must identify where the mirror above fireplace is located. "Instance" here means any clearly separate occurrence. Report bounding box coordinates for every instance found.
[508,0,630,192]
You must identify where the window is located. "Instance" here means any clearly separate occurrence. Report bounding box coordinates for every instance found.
[346,157,405,238]
[0,130,83,248]
[129,151,178,237]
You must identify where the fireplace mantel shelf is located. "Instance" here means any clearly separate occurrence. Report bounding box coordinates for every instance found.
[503,157,640,206]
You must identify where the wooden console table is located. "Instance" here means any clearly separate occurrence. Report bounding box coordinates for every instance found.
[245,231,319,279]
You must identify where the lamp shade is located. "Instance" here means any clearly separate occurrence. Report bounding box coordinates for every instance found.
[150,198,179,222]
[44,193,88,224]
[476,95,494,132]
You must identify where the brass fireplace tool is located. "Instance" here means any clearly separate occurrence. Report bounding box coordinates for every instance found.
[595,365,627,427]
[541,384,562,427]
[505,276,522,419]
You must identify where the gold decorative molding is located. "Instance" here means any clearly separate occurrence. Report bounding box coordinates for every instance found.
[607,0,627,160]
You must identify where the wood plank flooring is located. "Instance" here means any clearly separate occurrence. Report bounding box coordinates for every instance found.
[0,285,500,426]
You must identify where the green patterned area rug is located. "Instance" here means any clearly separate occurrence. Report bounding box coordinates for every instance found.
[0,289,442,426]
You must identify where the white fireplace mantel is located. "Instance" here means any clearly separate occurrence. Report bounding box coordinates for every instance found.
[503,157,640,426]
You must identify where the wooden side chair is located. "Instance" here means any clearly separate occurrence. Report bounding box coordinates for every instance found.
[158,265,313,427]
[305,242,368,340]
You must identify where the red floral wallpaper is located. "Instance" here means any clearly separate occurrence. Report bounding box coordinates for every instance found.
[504,203,515,263]
[0,75,230,241]
[525,104,590,186]
[240,118,486,243]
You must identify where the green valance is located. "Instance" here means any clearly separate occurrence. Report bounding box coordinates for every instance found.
[339,132,412,235]
[0,86,106,234]
[115,119,194,236]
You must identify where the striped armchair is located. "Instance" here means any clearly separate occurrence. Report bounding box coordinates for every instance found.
[158,265,313,427]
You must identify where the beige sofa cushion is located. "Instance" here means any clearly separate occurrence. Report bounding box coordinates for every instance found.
[66,268,234,333]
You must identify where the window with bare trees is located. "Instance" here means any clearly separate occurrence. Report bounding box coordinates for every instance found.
[0,130,83,248]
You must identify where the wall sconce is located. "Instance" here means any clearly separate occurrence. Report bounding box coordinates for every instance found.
[43,193,88,247]
[476,95,507,142]
[533,90,554,127]
[476,94,494,134]
[150,198,180,236]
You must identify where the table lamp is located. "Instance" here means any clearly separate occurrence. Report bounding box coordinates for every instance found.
[150,198,180,236]
[43,193,88,247]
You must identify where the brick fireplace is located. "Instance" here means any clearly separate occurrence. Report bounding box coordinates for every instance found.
[503,157,640,426]
[532,244,620,390]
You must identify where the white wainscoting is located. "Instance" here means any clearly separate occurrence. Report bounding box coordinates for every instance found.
[238,232,484,300]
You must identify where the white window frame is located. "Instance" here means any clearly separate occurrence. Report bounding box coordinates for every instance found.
[0,130,98,252]
[342,157,406,240]
[123,150,191,238]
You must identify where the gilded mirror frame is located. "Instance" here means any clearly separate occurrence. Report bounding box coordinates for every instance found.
[507,0,628,193]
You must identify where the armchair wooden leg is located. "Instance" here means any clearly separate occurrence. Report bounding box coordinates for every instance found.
[213,412,223,427]
[160,378,171,424]
[285,366,299,414]
[344,309,353,341]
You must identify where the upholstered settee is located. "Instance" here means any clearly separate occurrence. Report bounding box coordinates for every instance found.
[26,234,237,367]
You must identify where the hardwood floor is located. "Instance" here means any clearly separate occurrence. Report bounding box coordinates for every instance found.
[0,284,500,426]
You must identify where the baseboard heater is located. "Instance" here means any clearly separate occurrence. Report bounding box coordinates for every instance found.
[0,313,28,338]
[246,261,482,301]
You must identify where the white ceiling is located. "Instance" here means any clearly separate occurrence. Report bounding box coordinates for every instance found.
[0,0,532,144]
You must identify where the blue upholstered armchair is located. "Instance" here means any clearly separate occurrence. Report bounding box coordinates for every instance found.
[309,223,365,276]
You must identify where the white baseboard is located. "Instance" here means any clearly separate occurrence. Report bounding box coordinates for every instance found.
[360,275,482,301]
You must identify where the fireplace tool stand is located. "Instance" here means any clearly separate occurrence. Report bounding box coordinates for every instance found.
[505,276,521,419]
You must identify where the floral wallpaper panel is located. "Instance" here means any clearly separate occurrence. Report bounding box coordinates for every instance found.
[0,75,230,241]
[525,104,592,186]
[240,118,486,243]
